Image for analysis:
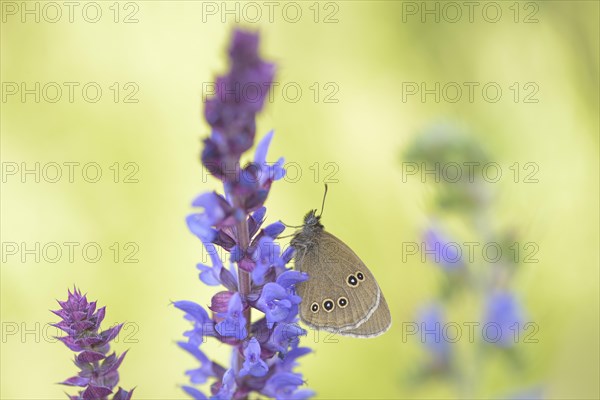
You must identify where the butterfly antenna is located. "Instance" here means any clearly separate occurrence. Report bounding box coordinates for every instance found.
[318,184,329,217]
[277,233,297,239]
[280,220,304,229]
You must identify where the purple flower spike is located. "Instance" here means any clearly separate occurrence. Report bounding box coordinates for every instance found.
[178,29,312,399]
[53,287,134,399]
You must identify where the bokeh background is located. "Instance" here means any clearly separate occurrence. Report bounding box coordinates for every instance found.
[1,1,598,399]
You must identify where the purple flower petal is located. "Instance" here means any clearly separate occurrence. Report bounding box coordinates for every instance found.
[196,243,224,286]
[178,342,215,384]
[174,300,216,344]
[264,221,285,238]
[187,214,217,243]
[263,372,305,398]
[252,236,280,285]
[276,270,308,290]
[60,376,90,387]
[269,323,307,354]
[210,291,234,313]
[182,386,207,400]
[257,283,300,327]
[82,385,113,400]
[174,301,212,323]
[214,368,237,400]
[192,192,225,222]
[254,130,274,165]
[112,387,135,400]
[76,350,106,363]
[280,347,312,371]
[219,267,239,292]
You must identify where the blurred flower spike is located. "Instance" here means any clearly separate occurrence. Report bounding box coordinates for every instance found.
[404,124,537,395]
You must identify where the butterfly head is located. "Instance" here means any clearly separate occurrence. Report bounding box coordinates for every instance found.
[291,209,323,251]
[303,209,322,228]
[299,209,324,238]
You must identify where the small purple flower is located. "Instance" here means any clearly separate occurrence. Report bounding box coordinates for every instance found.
[178,342,216,384]
[256,283,301,327]
[483,291,524,347]
[276,270,309,291]
[214,368,237,400]
[196,243,224,286]
[173,301,216,346]
[53,287,134,399]
[254,130,286,187]
[215,292,248,340]
[240,338,269,377]
[263,372,313,400]
[251,236,281,285]
[268,323,307,355]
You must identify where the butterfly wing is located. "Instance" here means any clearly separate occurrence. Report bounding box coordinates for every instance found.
[340,291,391,338]
[295,230,385,334]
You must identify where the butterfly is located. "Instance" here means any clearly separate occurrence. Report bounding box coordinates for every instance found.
[290,188,391,338]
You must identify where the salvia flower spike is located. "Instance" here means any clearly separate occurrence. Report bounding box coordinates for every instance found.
[53,287,134,400]
[175,29,313,399]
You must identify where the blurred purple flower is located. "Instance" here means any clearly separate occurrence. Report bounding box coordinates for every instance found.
[202,30,275,178]
[484,291,524,347]
[53,287,134,400]
[423,227,464,271]
[417,303,451,370]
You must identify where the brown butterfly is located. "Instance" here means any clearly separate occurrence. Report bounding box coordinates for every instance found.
[291,188,391,338]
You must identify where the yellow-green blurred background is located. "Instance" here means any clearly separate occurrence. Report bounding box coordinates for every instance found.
[1,1,598,399]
